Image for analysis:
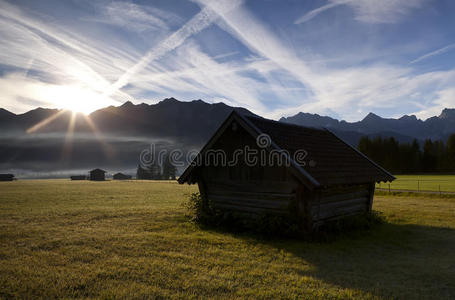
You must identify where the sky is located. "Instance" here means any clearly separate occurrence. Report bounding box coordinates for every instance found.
[0,0,454,121]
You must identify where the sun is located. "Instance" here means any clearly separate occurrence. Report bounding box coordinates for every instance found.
[46,85,115,114]
[64,99,99,115]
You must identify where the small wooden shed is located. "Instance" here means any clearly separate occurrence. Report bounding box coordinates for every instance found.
[0,174,15,181]
[89,169,106,181]
[113,173,132,180]
[178,111,395,231]
[70,175,86,180]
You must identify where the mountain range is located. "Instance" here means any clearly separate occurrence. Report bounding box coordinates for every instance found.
[280,109,455,144]
[0,98,254,143]
[1,98,454,177]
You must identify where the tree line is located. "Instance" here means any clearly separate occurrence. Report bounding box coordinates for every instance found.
[136,154,177,180]
[357,134,455,174]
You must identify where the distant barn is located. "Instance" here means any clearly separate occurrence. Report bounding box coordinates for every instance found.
[113,173,132,180]
[70,175,86,180]
[89,169,106,181]
[0,174,15,181]
[178,111,395,232]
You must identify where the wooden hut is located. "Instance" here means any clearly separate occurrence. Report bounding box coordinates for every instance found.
[113,173,132,180]
[178,111,395,231]
[0,174,15,181]
[89,169,106,181]
[70,175,86,180]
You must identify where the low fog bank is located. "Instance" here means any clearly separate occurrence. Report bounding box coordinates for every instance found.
[0,133,201,179]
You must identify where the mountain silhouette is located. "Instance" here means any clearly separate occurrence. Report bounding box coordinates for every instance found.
[0,98,256,176]
[0,98,454,176]
[1,98,254,143]
[280,109,455,144]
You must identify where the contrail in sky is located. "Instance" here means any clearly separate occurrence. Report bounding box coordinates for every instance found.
[410,43,455,64]
[104,1,242,97]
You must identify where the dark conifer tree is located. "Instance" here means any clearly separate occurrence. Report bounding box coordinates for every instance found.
[446,134,455,172]
[162,153,177,180]
[358,135,455,174]
[136,164,149,179]
[147,161,162,180]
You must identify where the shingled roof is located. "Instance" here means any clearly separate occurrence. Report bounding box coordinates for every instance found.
[245,115,395,186]
[178,111,395,187]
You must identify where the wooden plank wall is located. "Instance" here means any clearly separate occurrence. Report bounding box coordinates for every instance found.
[203,178,298,216]
[310,184,372,227]
[198,122,301,216]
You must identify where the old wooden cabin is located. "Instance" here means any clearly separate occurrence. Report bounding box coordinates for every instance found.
[178,111,395,231]
[113,173,132,180]
[0,174,15,181]
[89,168,106,181]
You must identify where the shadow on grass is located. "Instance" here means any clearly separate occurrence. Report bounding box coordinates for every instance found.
[198,220,455,298]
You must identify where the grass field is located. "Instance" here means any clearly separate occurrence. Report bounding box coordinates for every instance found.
[1,180,455,299]
[376,174,455,192]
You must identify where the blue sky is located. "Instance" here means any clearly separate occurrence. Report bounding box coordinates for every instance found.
[0,0,454,121]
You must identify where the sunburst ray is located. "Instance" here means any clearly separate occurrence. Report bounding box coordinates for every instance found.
[83,114,115,159]
[26,109,68,134]
[60,111,77,162]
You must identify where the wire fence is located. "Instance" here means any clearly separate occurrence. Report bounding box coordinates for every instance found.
[377,178,455,194]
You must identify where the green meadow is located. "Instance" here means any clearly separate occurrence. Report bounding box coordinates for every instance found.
[376,174,455,192]
[0,179,454,299]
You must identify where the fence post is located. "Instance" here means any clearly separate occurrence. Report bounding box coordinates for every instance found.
[388,183,391,193]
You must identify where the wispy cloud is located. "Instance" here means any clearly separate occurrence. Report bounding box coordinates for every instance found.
[413,88,455,119]
[0,0,270,115]
[410,43,455,64]
[295,0,426,24]
[119,42,276,113]
[195,0,314,88]
[196,0,455,121]
[294,1,346,24]
[104,1,242,97]
[0,0,453,122]
[87,1,182,32]
[212,51,239,60]
[0,0,137,112]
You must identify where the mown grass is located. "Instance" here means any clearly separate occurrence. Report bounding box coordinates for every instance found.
[376,174,455,192]
[0,179,454,299]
